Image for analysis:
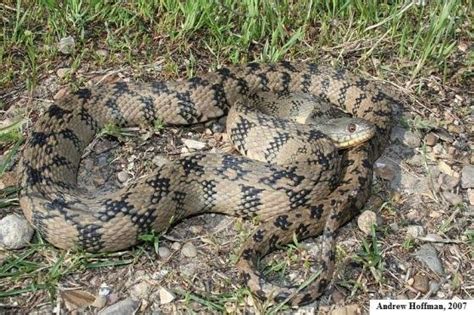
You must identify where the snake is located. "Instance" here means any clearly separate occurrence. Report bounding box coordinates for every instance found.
[18,61,395,306]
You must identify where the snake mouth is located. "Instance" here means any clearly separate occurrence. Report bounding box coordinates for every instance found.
[334,127,376,149]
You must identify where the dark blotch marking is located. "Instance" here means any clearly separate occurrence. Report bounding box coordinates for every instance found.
[46,104,68,120]
[310,204,324,219]
[76,88,92,101]
[29,132,49,146]
[274,215,292,230]
[252,229,265,242]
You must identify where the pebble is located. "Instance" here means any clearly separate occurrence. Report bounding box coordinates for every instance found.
[461,165,474,188]
[179,263,197,277]
[414,244,444,274]
[58,36,75,54]
[423,234,445,251]
[96,49,109,58]
[441,191,462,205]
[182,138,206,150]
[406,225,425,238]
[468,189,474,205]
[330,304,360,315]
[412,273,430,293]
[181,242,197,258]
[438,173,460,191]
[99,283,112,297]
[0,214,34,249]
[429,281,440,294]
[437,160,458,177]
[56,68,70,79]
[389,222,399,232]
[294,306,317,315]
[171,242,181,251]
[374,159,397,181]
[158,246,171,259]
[397,172,430,195]
[424,132,438,146]
[159,287,175,304]
[152,155,168,167]
[130,280,152,300]
[357,210,379,235]
[98,298,140,315]
[391,126,421,148]
[117,171,129,183]
[54,87,69,100]
[189,225,203,234]
[432,143,446,156]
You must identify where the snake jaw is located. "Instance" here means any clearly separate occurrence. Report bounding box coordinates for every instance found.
[315,117,376,149]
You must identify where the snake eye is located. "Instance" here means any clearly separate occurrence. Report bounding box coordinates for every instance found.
[347,123,357,133]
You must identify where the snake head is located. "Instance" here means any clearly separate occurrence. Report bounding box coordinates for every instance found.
[318,117,376,149]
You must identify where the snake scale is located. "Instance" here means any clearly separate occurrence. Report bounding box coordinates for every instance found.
[18,61,395,305]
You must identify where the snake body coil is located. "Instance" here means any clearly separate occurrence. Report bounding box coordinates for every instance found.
[19,62,395,305]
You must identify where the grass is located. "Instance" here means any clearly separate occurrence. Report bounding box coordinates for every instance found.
[0,0,472,313]
[1,0,471,94]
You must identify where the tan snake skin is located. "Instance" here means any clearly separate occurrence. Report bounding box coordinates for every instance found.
[18,62,395,306]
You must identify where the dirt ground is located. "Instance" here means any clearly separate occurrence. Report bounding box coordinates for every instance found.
[0,55,472,314]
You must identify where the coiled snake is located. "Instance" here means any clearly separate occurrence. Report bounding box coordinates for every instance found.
[18,62,394,306]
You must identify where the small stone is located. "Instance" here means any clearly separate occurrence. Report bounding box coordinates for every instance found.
[189,226,203,234]
[447,124,463,134]
[98,283,112,297]
[92,296,107,309]
[152,155,168,167]
[357,210,379,235]
[389,223,399,231]
[432,143,445,156]
[58,36,75,54]
[98,298,140,315]
[158,246,171,259]
[330,304,360,315]
[374,159,397,181]
[171,242,181,250]
[117,171,129,183]
[182,138,206,150]
[414,244,444,274]
[0,214,34,249]
[461,165,474,188]
[406,225,425,238]
[423,234,445,251]
[54,87,69,100]
[391,126,421,148]
[441,191,462,205]
[96,49,109,58]
[406,154,424,167]
[294,306,317,315]
[331,290,345,304]
[413,273,430,293]
[179,263,197,277]
[468,189,474,205]
[56,68,70,79]
[398,172,430,195]
[429,281,440,294]
[152,269,169,280]
[159,287,175,304]
[181,242,197,258]
[437,160,458,178]
[438,173,460,191]
[424,132,438,146]
[130,281,151,300]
